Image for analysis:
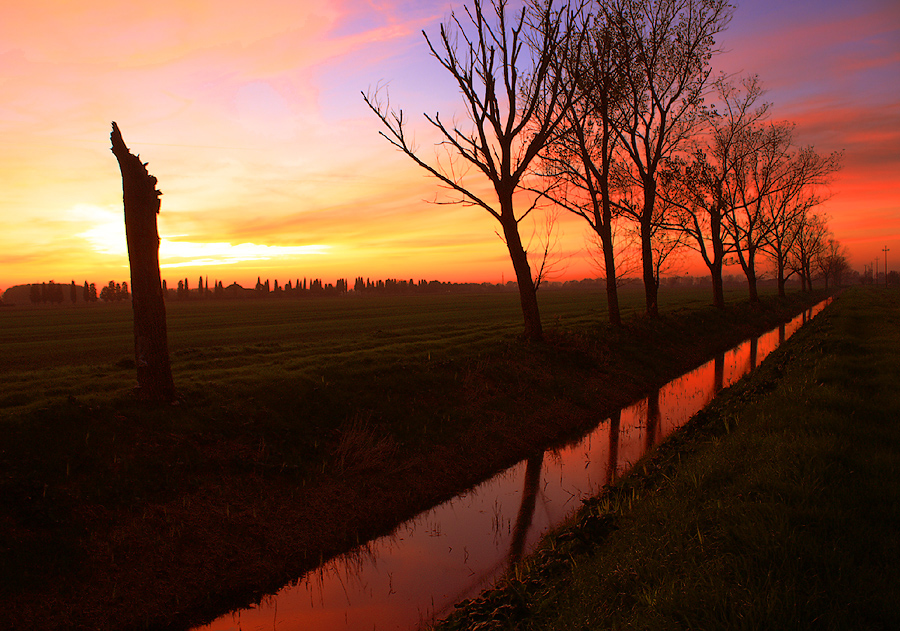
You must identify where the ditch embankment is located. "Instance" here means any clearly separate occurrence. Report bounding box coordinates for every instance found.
[436,286,900,631]
[1,289,836,630]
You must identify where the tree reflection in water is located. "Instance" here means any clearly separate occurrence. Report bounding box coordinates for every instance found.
[196,299,831,631]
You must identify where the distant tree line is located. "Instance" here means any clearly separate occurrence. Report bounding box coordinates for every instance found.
[44,280,127,303]
[159,275,525,300]
[99,280,130,302]
[0,280,134,306]
[28,281,67,304]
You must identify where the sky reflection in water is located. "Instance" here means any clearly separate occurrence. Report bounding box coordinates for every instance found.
[197,300,829,631]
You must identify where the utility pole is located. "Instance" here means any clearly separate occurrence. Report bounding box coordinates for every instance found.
[884,246,890,285]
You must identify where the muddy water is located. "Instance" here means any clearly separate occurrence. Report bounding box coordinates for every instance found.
[195,299,830,631]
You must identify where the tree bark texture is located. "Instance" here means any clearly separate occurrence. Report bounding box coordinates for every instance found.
[110,122,176,402]
[709,208,726,309]
[500,209,543,342]
[600,226,622,328]
[640,190,660,319]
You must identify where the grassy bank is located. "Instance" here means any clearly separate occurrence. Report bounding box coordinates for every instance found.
[438,286,900,631]
[0,287,829,629]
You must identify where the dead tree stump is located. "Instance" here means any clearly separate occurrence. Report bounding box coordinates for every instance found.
[110,122,176,402]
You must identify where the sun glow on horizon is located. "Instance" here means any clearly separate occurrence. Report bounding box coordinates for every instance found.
[158,241,331,268]
[72,203,331,273]
[0,0,897,290]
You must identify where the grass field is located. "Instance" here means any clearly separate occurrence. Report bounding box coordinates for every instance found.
[0,285,733,415]
[437,286,900,631]
[0,284,830,630]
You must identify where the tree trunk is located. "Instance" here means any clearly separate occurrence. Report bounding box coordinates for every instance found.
[740,247,761,303]
[500,207,543,341]
[640,217,659,318]
[711,263,725,309]
[598,221,622,327]
[747,268,759,303]
[776,253,786,297]
[710,210,725,309]
[640,179,659,318]
[110,122,176,402]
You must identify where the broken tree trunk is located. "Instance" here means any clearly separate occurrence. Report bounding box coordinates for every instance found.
[110,122,176,402]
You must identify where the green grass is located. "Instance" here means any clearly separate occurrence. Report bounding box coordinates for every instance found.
[0,284,829,630]
[437,286,900,631]
[0,286,729,416]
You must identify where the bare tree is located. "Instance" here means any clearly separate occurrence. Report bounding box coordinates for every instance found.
[535,11,629,326]
[664,75,769,308]
[761,142,842,296]
[363,0,583,341]
[817,237,850,289]
[725,114,841,301]
[527,207,569,290]
[585,222,641,288]
[110,122,176,402]
[790,212,830,291]
[725,120,792,302]
[602,0,732,317]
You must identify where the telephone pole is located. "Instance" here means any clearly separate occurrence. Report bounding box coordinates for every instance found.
[884,246,890,285]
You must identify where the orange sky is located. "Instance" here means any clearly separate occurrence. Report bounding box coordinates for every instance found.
[1,0,898,290]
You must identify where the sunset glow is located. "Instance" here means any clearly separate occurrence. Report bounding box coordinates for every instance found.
[1,0,898,290]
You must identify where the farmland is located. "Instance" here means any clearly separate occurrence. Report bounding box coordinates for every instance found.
[0,286,830,629]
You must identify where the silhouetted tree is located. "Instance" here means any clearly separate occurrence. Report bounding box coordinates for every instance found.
[110,122,175,402]
[760,140,841,296]
[790,212,828,290]
[100,281,116,302]
[603,0,732,317]
[725,120,792,302]
[364,0,585,341]
[538,10,629,325]
[664,75,769,308]
[48,281,64,304]
[817,237,849,289]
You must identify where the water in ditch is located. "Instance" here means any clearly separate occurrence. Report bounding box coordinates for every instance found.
[196,299,830,631]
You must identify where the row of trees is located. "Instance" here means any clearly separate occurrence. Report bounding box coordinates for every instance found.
[364,0,845,340]
[163,276,354,299]
[163,276,523,299]
[26,280,128,304]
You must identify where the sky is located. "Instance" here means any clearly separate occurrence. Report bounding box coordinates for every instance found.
[1,0,898,290]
